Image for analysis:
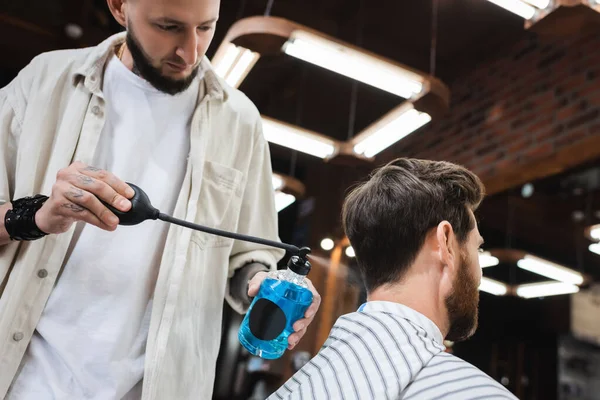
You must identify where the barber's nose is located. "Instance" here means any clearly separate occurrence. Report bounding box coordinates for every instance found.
[176,32,198,66]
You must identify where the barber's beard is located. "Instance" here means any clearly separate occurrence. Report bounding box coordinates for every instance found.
[444,251,480,342]
[126,29,199,95]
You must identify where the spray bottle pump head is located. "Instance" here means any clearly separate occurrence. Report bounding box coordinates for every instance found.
[288,247,311,276]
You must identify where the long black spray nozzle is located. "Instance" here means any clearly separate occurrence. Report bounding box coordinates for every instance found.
[99,183,311,261]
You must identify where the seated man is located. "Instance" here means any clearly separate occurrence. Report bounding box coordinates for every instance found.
[269,158,518,399]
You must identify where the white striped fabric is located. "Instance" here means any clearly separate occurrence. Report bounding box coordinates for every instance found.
[268,301,518,400]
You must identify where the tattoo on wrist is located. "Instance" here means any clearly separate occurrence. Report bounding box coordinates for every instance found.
[62,203,85,213]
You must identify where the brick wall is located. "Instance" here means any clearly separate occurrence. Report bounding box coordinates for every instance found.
[384,26,600,186]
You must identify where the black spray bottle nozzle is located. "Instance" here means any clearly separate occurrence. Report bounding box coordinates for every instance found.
[288,255,311,276]
[298,246,311,259]
[99,183,310,261]
[287,247,312,276]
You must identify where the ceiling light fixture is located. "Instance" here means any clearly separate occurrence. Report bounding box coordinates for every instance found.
[274,191,295,212]
[352,104,431,158]
[261,117,337,159]
[516,255,584,285]
[209,17,450,163]
[271,173,305,213]
[479,251,500,268]
[345,246,355,258]
[320,238,335,251]
[516,281,580,299]
[212,43,260,88]
[272,175,284,191]
[282,30,424,99]
[479,277,508,296]
[486,0,538,19]
[64,23,84,40]
[585,224,600,241]
[521,0,551,9]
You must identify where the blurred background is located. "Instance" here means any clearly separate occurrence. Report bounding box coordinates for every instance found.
[3,0,600,399]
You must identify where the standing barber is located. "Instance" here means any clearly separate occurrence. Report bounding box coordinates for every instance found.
[0,0,320,398]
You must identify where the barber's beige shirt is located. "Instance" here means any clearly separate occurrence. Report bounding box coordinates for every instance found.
[0,33,284,399]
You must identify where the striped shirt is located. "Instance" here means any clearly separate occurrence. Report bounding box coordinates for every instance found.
[269,301,518,400]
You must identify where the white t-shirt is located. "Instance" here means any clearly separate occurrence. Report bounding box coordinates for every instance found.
[8,55,199,399]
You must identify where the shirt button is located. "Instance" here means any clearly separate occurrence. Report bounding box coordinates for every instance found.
[37,269,48,278]
[91,106,101,115]
[13,332,23,342]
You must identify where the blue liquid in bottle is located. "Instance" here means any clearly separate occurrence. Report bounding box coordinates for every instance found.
[239,255,313,359]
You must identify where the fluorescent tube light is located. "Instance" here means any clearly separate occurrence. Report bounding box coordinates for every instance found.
[517,255,583,285]
[521,0,550,9]
[479,277,508,296]
[282,30,424,99]
[272,175,284,191]
[589,225,600,241]
[353,106,431,158]
[262,117,336,159]
[212,43,259,88]
[486,0,537,19]
[479,251,500,268]
[589,243,600,256]
[516,281,580,299]
[275,191,295,212]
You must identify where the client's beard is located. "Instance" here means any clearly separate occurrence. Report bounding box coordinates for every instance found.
[444,251,480,342]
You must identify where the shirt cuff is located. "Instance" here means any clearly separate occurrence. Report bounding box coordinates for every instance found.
[226,262,271,314]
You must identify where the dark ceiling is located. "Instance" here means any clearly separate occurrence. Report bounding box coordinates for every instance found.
[217,0,529,167]
[478,156,600,285]
[0,0,527,74]
[0,0,528,159]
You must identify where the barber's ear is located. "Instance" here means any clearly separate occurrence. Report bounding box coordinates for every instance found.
[436,221,457,271]
[106,0,128,28]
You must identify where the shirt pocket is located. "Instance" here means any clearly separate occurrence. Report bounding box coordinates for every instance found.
[190,160,245,249]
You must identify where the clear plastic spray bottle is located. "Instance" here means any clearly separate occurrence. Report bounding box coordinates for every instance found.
[238,252,312,359]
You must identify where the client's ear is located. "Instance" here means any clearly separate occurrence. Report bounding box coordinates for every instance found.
[436,220,459,277]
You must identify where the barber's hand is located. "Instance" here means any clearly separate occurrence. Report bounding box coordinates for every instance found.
[35,161,134,234]
[248,271,322,350]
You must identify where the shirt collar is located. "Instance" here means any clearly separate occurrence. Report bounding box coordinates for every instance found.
[358,301,445,345]
[73,32,225,101]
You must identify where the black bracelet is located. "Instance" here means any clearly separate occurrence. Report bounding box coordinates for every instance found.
[5,195,49,241]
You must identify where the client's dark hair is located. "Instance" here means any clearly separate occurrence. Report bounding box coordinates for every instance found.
[342,158,485,292]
